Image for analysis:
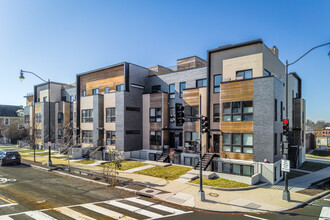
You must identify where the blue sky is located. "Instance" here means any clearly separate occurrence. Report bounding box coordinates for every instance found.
[0,0,329,121]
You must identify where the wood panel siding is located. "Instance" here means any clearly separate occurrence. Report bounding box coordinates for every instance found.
[149,93,163,108]
[86,75,125,95]
[79,64,124,94]
[220,121,253,133]
[35,103,42,113]
[220,80,253,102]
[183,88,200,106]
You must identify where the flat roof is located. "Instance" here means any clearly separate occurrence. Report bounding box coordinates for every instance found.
[208,39,263,54]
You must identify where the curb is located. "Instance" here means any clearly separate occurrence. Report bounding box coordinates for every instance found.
[187,182,269,191]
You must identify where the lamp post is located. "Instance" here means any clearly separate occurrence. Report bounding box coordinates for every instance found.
[20,70,52,166]
[282,42,330,201]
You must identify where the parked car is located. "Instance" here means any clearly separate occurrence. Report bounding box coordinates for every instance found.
[0,150,21,166]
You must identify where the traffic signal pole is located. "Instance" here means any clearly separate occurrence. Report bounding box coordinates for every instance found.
[197,95,205,201]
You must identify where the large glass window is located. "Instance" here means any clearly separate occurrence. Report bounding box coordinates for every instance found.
[222,133,253,154]
[150,131,161,146]
[196,79,207,88]
[150,108,161,122]
[82,109,93,123]
[184,132,199,148]
[169,84,175,99]
[106,108,115,122]
[184,105,199,122]
[222,163,254,177]
[214,75,221,93]
[236,69,252,80]
[222,101,253,121]
[213,104,220,122]
[58,112,63,123]
[106,131,116,145]
[180,82,186,98]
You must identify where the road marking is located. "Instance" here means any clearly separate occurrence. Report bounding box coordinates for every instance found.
[105,200,163,218]
[324,199,330,202]
[150,204,185,214]
[25,211,57,220]
[125,197,154,206]
[0,216,14,220]
[54,207,96,220]
[81,203,137,220]
[0,195,16,204]
[0,203,18,208]
[244,214,269,220]
[319,207,330,220]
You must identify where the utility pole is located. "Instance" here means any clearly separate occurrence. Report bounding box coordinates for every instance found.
[197,94,205,201]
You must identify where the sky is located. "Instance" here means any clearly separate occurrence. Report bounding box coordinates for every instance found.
[0,0,329,121]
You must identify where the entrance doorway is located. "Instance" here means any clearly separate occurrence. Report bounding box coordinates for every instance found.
[213,134,220,153]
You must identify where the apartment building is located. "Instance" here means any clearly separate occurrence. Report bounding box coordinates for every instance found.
[0,105,24,144]
[23,82,76,148]
[76,62,149,160]
[23,39,306,185]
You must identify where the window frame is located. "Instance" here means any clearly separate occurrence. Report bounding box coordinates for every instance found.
[222,133,253,154]
[82,109,93,123]
[236,69,252,80]
[116,84,125,91]
[179,82,186,98]
[213,104,220,122]
[213,74,222,93]
[105,87,110,93]
[150,131,161,146]
[150,108,161,122]
[196,78,207,88]
[169,83,175,99]
[106,131,116,145]
[82,130,93,143]
[106,108,116,122]
[222,101,253,122]
[152,85,161,93]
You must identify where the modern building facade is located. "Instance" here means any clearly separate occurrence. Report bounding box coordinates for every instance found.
[23,39,306,185]
[0,105,24,144]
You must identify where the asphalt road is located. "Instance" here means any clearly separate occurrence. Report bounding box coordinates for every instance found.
[0,163,328,220]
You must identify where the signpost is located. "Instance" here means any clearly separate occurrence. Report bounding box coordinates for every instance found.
[281,159,290,173]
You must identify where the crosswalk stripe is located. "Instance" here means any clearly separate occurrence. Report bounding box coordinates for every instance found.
[81,203,137,220]
[54,207,96,220]
[106,200,163,219]
[25,211,57,220]
[319,207,330,220]
[150,204,185,214]
[125,197,154,206]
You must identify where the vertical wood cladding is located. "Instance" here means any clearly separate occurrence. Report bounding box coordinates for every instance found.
[220,80,254,161]
[79,64,124,95]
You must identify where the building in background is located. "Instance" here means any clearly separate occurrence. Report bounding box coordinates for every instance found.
[0,105,24,144]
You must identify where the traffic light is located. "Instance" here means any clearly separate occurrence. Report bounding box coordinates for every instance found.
[201,116,208,133]
[283,119,289,136]
[176,104,185,126]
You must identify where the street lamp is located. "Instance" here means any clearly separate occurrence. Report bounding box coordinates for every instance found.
[282,42,330,201]
[19,70,52,167]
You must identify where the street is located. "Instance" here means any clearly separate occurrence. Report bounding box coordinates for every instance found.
[0,164,329,220]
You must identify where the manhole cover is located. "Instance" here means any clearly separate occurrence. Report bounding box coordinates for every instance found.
[209,193,219,197]
[146,190,154,193]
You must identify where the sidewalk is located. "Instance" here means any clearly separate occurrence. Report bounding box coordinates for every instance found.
[9,147,328,213]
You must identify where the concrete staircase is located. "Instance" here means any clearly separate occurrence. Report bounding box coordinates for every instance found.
[157,150,170,163]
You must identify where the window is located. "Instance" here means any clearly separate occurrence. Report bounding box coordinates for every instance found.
[58,129,63,139]
[82,109,93,123]
[106,131,116,145]
[152,85,161,93]
[184,105,199,122]
[36,129,42,139]
[70,96,74,102]
[274,99,278,121]
[35,113,42,123]
[274,133,277,155]
[43,97,48,102]
[222,163,254,177]
[222,101,253,121]
[169,107,175,123]
[126,130,140,134]
[150,131,161,145]
[169,84,175,99]
[58,112,63,123]
[82,90,86,96]
[82,130,93,143]
[213,104,220,122]
[214,75,221,93]
[264,69,271,76]
[280,101,283,121]
[196,79,207,88]
[184,157,199,166]
[150,108,161,122]
[126,107,140,112]
[131,83,145,90]
[4,118,10,125]
[92,88,99,95]
[24,115,30,124]
[106,108,115,122]
[236,69,252,80]
[116,84,124,91]
[61,96,67,101]
[222,133,253,154]
[180,82,186,98]
[105,87,109,93]
[184,132,199,147]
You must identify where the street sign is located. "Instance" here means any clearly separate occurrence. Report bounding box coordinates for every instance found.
[281,159,290,172]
